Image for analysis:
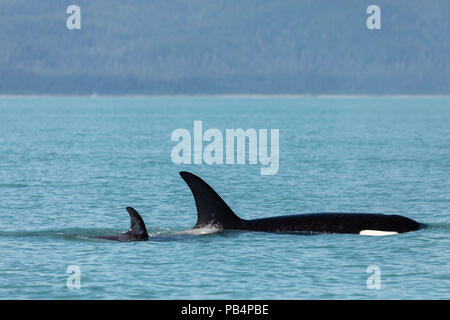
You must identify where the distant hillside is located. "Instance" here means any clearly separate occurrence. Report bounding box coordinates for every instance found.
[0,0,449,94]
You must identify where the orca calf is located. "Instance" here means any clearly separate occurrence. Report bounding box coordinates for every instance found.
[92,207,149,241]
[179,171,425,235]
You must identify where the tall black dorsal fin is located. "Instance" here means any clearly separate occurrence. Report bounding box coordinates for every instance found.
[179,171,242,229]
[126,207,149,240]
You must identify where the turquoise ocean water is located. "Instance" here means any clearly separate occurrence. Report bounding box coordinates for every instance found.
[0,96,449,299]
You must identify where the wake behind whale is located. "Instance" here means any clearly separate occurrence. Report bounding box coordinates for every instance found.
[89,206,221,242]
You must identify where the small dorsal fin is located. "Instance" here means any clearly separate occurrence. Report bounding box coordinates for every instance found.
[179,171,242,229]
[126,207,149,240]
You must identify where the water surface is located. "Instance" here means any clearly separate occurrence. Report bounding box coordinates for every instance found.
[0,96,449,299]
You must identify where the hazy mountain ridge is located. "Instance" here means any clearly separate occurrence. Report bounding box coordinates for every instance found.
[0,0,449,94]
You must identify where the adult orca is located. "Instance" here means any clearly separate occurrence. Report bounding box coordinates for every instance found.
[92,207,149,241]
[179,171,425,235]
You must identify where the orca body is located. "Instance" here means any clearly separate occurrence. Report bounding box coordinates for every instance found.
[92,207,149,241]
[179,171,425,235]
